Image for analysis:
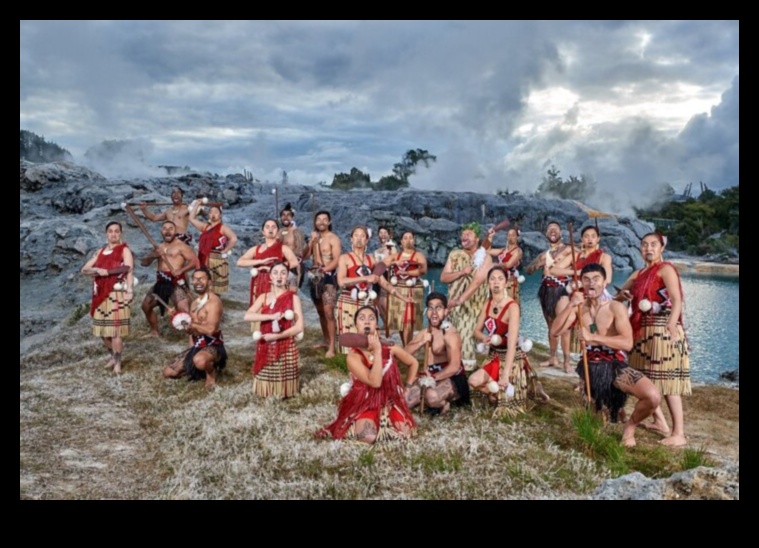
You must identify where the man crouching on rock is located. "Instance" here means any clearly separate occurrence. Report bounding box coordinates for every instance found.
[551,263,661,447]
[163,267,226,388]
[403,292,471,414]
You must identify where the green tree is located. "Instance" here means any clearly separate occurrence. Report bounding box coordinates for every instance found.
[375,175,407,190]
[330,167,372,190]
[391,148,437,185]
[20,130,72,163]
[535,166,594,200]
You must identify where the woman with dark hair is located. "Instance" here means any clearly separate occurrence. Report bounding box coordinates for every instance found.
[316,305,418,443]
[81,221,135,374]
[487,226,523,304]
[617,232,691,446]
[189,202,238,294]
[245,262,304,398]
[468,266,547,416]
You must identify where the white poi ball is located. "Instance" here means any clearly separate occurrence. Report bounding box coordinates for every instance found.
[638,298,652,312]
[405,279,414,287]
[651,301,662,314]
[172,312,192,330]
[368,290,378,301]
[520,338,533,352]
[271,189,277,194]
[120,202,127,210]
[132,276,139,286]
[295,331,304,341]
[505,383,515,398]
[627,306,633,317]
[202,197,209,204]
[250,267,258,277]
[252,330,262,342]
[283,309,294,321]
[340,382,352,398]
[517,275,526,284]
[476,342,487,354]
[390,276,398,286]
[487,381,500,394]
[358,290,368,300]
[490,334,503,347]
[422,279,429,288]
[221,252,229,259]
[113,282,124,291]
[441,320,452,331]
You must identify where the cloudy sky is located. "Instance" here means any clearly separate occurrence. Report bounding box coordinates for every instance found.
[20,20,738,201]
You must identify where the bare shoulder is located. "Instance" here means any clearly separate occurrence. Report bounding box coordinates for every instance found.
[444,325,462,342]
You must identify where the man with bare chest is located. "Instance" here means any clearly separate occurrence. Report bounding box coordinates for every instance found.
[404,292,471,414]
[277,203,306,289]
[302,210,341,357]
[163,267,227,388]
[524,221,573,369]
[140,220,200,337]
[551,263,661,447]
[140,187,193,244]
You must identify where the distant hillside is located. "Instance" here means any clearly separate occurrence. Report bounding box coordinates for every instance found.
[20,129,73,163]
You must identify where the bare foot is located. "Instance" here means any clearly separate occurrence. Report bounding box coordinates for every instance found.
[311,341,328,349]
[205,380,217,390]
[440,401,451,415]
[563,361,574,374]
[535,382,551,402]
[104,358,116,370]
[539,358,558,367]
[621,424,637,447]
[638,421,671,436]
[140,331,160,339]
[659,434,687,447]
[325,349,335,359]
[113,363,122,374]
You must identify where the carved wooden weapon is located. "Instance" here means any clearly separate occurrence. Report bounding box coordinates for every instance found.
[568,221,592,405]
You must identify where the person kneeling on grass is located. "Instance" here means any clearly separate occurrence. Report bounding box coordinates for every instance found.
[403,292,470,415]
[316,305,418,444]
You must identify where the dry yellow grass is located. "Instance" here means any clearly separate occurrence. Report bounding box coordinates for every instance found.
[20,290,738,499]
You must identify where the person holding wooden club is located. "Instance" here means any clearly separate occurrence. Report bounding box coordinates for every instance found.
[316,305,418,443]
[552,263,661,447]
[139,220,199,338]
[139,186,193,244]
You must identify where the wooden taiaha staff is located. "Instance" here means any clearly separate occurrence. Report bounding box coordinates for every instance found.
[124,204,184,281]
[481,218,510,250]
[420,324,432,414]
[568,221,592,405]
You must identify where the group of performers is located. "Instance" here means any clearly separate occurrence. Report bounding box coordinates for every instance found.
[81,188,691,448]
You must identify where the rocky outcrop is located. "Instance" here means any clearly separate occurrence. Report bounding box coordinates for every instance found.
[18,161,660,331]
[594,464,739,500]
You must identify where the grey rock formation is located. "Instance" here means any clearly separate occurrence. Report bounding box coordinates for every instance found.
[593,464,739,500]
[20,161,656,335]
